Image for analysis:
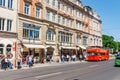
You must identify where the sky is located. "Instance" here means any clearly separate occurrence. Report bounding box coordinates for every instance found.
[81,0,120,41]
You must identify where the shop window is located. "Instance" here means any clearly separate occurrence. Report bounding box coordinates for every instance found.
[6,44,12,54]
[0,44,4,54]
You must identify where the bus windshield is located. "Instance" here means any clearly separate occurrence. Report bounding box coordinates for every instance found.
[88,52,98,56]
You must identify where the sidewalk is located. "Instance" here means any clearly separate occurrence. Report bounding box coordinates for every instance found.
[0,57,114,72]
[0,61,84,72]
[22,60,84,70]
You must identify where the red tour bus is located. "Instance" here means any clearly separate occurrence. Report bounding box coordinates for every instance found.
[87,48,109,61]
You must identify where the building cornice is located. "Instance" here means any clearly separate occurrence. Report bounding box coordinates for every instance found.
[0,31,17,38]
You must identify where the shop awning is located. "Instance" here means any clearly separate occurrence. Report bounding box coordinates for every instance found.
[62,46,78,49]
[24,44,45,49]
[79,45,86,49]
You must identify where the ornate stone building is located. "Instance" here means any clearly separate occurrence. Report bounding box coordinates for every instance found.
[17,0,102,63]
[0,0,18,67]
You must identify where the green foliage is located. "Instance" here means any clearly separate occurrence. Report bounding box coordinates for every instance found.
[102,34,119,52]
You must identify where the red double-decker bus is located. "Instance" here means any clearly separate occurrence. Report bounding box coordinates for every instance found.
[87,48,109,61]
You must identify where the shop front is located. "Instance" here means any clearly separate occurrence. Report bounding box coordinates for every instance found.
[46,46,55,62]
[0,39,16,68]
[21,44,45,64]
[77,45,87,60]
[60,46,79,61]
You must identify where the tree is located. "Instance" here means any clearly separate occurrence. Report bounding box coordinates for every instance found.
[102,34,118,52]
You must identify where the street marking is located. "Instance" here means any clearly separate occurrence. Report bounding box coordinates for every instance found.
[35,72,62,79]
[89,65,99,68]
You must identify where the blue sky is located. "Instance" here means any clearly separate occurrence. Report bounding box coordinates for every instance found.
[81,0,120,41]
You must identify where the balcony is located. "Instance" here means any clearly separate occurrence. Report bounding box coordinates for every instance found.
[24,0,32,4]
[46,4,58,12]
[76,17,83,22]
[35,0,42,7]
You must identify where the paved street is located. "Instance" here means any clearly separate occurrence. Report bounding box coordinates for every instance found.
[0,59,119,80]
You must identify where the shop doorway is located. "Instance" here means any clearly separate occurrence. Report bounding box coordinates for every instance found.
[46,47,54,62]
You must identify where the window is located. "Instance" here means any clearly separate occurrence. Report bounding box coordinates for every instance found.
[34,27,39,39]
[46,0,49,4]
[70,20,72,27]
[52,12,56,22]
[58,15,61,24]
[76,22,78,29]
[46,10,50,20]
[58,31,72,43]
[7,19,12,31]
[66,19,69,26]
[76,11,79,17]
[62,17,65,25]
[62,4,64,11]
[8,0,12,9]
[24,3,30,15]
[58,0,60,10]
[0,0,5,7]
[36,7,40,18]
[0,44,3,54]
[52,0,55,6]
[76,36,80,44]
[90,38,92,44]
[23,23,40,40]
[0,18,5,31]
[46,30,54,41]
[83,37,87,45]
[6,44,12,54]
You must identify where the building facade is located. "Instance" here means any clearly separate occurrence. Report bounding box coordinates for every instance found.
[17,0,102,63]
[0,0,18,67]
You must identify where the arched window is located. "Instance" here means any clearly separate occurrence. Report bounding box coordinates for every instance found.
[6,44,12,54]
[0,44,4,54]
[46,30,54,41]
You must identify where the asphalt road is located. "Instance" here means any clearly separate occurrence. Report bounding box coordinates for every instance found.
[0,59,119,80]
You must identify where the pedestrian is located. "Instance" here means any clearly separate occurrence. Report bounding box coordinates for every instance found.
[8,57,13,69]
[72,54,76,61]
[61,55,65,63]
[0,55,2,69]
[17,57,22,69]
[3,57,8,70]
[79,55,82,61]
[66,54,70,62]
[1,55,5,69]
[28,55,32,67]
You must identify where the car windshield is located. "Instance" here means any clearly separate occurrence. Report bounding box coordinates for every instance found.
[116,54,120,58]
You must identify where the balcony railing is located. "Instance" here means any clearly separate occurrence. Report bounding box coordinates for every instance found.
[24,0,32,4]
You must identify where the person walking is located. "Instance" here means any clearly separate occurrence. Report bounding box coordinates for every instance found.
[17,58,22,69]
[79,54,82,61]
[3,57,8,70]
[28,55,32,67]
[66,54,70,62]
[72,54,76,61]
[61,55,65,63]
[8,58,13,69]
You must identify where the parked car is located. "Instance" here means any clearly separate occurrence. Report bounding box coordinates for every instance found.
[114,54,120,67]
